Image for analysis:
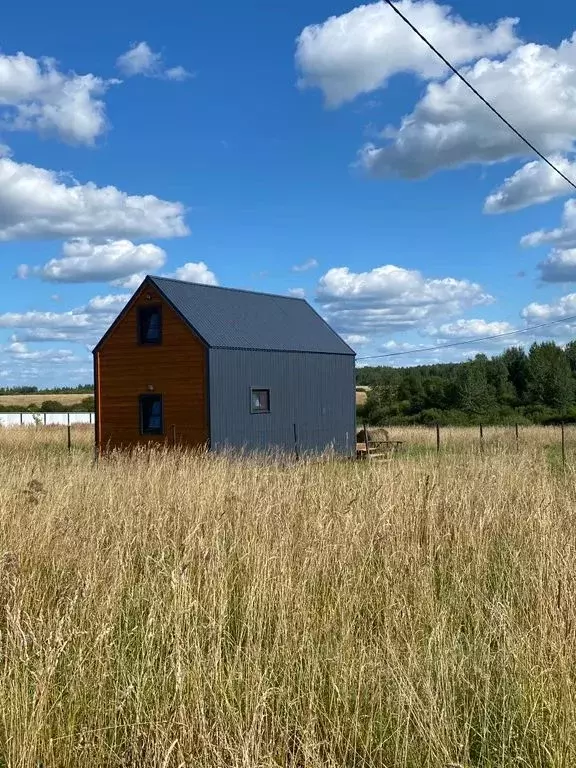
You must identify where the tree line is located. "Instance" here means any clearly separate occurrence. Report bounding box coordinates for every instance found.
[0,385,93,395]
[0,397,95,414]
[356,341,576,426]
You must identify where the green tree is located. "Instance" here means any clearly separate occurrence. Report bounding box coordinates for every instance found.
[527,342,574,412]
[455,355,495,417]
[500,347,530,404]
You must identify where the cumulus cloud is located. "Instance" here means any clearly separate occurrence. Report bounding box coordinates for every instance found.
[292,258,318,272]
[358,37,576,178]
[287,288,306,299]
[484,157,576,214]
[521,294,576,337]
[171,261,218,285]
[344,333,369,346]
[427,318,517,338]
[18,239,167,283]
[537,248,576,282]
[5,341,76,363]
[316,264,492,335]
[296,0,518,106]
[116,42,191,81]
[112,261,220,290]
[0,292,131,347]
[0,157,188,241]
[522,199,576,249]
[0,51,116,144]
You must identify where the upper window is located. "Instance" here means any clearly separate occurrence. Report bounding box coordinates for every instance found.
[251,388,270,414]
[140,394,163,435]
[138,305,162,345]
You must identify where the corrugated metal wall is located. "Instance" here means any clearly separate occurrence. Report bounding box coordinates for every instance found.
[208,349,356,455]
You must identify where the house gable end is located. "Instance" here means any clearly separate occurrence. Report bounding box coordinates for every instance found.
[93,276,209,354]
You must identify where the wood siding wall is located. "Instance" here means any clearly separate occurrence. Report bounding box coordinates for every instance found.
[96,285,207,451]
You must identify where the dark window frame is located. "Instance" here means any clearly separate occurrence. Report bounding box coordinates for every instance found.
[139,394,164,435]
[250,388,271,414]
[137,304,163,345]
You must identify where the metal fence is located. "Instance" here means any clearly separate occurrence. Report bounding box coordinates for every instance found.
[0,412,94,427]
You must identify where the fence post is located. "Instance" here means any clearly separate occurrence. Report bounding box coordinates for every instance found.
[67,423,72,453]
[293,423,300,461]
[515,423,519,452]
[479,423,484,452]
[363,421,370,459]
[20,412,23,426]
[561,422,566,468]
[436,422,441,454]
[43,413,47,426]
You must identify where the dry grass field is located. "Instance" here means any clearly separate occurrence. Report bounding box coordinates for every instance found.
[0,392,91,408]
[1,425,575,766]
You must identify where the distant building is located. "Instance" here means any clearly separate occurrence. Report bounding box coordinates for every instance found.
[93,276,356,454]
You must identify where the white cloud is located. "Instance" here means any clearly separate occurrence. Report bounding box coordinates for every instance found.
[116,42,191,81]
[521,293,576,323]
[5,341,76,363]
[316,264,492,335]
[537,248,576,282]
[288,288,306,298]
[112,272,147,291]
[0,292,130,348]
[18,239,167,283]
[484,157,576,214]
[344,333,369,345]
[296,0,518,106]
[0,50,116,144]
[0,157,188,241]
[84,294,131,313]
[171,261,218,285]
[427,318,517,338]
[114,261,219,291]
[292,258,318,272]
[522,199,576,249]
[359,37,576,178]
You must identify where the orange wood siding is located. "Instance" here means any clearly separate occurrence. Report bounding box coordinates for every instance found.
[96,285,207,451]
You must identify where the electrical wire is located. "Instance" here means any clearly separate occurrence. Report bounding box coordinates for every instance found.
[383,0,576,192]
[356,314,576,361]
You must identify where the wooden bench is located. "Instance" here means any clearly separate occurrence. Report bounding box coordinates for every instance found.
[356,440,403,459]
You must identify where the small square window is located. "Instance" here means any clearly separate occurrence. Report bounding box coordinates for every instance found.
[138,305,162,345]
[251,388,270,414]
[140,394,164,435]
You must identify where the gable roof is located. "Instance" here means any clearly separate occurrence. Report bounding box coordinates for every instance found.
[144,276,355,355]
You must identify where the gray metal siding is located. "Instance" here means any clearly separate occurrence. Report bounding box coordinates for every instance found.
[208,349,356,455]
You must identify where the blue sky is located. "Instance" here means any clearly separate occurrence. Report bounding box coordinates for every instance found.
[3,0,576,385]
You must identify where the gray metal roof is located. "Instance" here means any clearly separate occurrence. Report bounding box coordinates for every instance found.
[149,276,355,355]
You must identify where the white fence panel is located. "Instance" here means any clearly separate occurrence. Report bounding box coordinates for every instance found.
[0,412,94,427]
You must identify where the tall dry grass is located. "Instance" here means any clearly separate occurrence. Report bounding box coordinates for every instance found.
[1,429,576,766]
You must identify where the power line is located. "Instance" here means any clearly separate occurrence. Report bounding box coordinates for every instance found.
[356,314,576,361]
[383,0,576,194]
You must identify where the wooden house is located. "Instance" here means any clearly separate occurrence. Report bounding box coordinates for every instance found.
[93,276,356,454]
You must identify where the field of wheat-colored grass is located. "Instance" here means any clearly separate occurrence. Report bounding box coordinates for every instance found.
[1,427,576,766]
[0,393,91,407]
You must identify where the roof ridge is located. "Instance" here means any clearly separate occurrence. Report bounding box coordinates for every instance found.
[148,275,308,303]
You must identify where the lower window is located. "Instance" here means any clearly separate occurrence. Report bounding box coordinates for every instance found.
[140,394,164,435]
[251,388,270,414]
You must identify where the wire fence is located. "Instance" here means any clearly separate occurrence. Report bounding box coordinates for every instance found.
[358,422,575,464]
